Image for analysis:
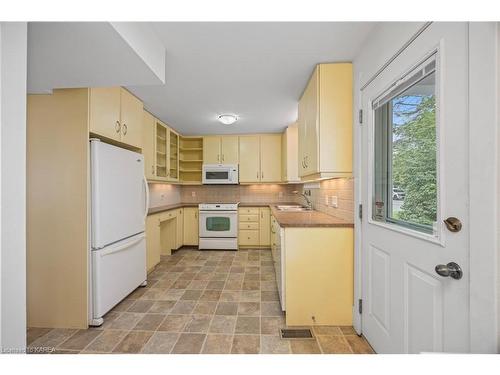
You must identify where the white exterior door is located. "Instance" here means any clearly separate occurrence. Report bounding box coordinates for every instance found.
[360,23,470,353]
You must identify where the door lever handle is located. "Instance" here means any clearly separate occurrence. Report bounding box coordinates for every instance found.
[435,262,463,280]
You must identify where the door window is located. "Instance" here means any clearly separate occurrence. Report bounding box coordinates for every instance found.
[206,217,230,231]
[372,56,438,235]
[206,171,229,180]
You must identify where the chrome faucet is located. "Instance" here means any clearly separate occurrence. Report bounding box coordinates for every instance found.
[293,190,312,210]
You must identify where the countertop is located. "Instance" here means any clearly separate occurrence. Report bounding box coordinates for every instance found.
[148,202,297,215]
[270,206,354,228]
[148,202,354,228]
[148,203,198,215]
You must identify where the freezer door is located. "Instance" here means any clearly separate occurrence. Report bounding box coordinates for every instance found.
[92,233,146,319]
[91,140,148,249]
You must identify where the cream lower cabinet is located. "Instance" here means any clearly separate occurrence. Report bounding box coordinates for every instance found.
[146,209,184,269]
[259,207,271,246]
[272,215,354,326]
[146,214,161,272]
[238,207,271,248]
[183,207,199,246]
[176,208,184,248]
[239,135,282,183]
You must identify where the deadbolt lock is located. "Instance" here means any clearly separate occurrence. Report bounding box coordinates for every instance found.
[444,217,462,233]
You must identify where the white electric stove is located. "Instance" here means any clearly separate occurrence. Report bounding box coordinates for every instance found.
[198,203,238,250]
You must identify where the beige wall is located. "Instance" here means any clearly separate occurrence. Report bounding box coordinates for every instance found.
[302,178,354,222]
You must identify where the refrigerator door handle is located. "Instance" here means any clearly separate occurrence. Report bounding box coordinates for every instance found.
[99,234,146,258]
[143,175,149,221]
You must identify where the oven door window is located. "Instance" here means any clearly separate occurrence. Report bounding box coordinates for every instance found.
[206,217,231,231]
[206,171,229,180]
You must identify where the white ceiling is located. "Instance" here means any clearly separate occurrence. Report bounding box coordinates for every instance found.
[27,22,166,93]
[128,22,377,135]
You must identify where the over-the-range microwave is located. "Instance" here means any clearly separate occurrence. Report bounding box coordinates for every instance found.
[202,164,239,184]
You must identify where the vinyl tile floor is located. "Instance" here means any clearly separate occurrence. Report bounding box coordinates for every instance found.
[27,248,374,354]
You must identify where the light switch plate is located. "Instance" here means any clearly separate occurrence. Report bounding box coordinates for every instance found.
[191,191,196,197]
[331,196,338,208]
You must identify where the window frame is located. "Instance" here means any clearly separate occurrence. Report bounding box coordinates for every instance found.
[367,50,443,245]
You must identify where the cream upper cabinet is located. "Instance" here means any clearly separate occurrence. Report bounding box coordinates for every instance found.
[155,120,169,180]
[183,207,199,246]
[260,134,282,182]
[89,87,121,141]
[282,123,300,182]
[89,87,143,149]
[203,136,221,163]
[142,111,156,180]
[239,135,261,183]
[297,63,353,180]
[220,136,239,164]
[203,135,239,164]
[168,129,179,181]
[259,207,271,246]
[304,67,319,176]
[239,135,282,183]
[120,88,143,149]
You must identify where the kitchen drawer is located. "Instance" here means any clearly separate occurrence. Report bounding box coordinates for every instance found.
[239,230,259,246]
[239,207,259,215]
[239,214,259,222]
[239,222,259,230]
[159,210,176,222]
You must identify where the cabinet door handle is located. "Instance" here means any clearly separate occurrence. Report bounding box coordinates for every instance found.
[257,171,259,179]
[217,154,220,162]
[122,123,128,135]
[261,171,264,179]
[222,154,225,162]
[115,121,121,133]
[151,166,154,175]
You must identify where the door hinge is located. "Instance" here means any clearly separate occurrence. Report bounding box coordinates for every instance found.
[358,204,363,220]
[358,299,363,314]
[359,109,363,124]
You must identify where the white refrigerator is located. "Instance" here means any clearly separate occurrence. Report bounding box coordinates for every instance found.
[90,139,149,326]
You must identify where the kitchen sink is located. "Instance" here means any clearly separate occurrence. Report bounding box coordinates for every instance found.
[276,205,312,212]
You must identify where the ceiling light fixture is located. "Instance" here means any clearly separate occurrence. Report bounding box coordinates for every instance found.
[218,114,238,125]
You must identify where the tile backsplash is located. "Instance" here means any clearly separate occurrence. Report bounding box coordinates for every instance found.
[180,184,301,204]
[148,183,181,208]
[148,178,354,223]
[300,178,354,222]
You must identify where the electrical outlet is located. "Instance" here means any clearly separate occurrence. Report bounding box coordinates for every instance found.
[331,196,338,208]
[191,191,196,197]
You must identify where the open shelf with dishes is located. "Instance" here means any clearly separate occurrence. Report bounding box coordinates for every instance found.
[179,136,203,184]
